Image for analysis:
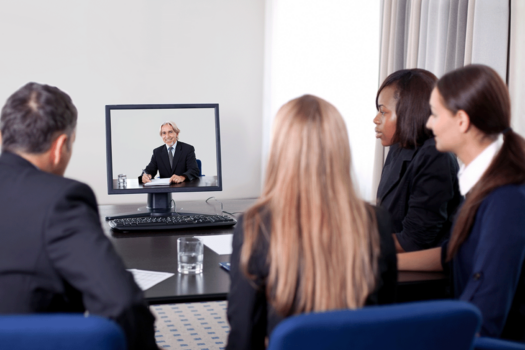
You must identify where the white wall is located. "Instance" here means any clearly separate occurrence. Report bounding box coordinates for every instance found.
[0,0,264,204]
[263,1,381,201]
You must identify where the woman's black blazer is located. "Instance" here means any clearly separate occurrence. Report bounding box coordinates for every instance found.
[377,138,461,252]
[226,205,397,350]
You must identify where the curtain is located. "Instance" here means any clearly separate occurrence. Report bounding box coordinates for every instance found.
[509,0,525,138]
[406,0,422,68]
[467,0,509,79]
[373,0,510,201]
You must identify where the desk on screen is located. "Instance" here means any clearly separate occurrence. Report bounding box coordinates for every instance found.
[112,176,218,190]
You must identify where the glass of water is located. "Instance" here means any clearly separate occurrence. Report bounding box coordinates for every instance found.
[118,174,127,187]
[177,237,203,274]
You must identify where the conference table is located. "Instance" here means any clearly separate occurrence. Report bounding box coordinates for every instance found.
[99,199,449,305]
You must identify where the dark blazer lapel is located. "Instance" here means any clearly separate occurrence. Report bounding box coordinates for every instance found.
[171,143,183,173]
[378,146,418,202]
[159,146,171,175]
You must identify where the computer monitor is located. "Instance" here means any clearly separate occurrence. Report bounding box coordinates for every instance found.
[105,103,222,219]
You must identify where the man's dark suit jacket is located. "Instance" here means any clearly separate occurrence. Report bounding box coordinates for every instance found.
[226,206,397,350]
[377,138,462,252]
[144,141,200,181]
[0,151,157,350]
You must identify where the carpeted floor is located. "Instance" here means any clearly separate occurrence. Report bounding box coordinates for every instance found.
[151,301,229,349]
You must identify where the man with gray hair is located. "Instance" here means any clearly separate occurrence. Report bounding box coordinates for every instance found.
[0,82,158,350]
[142,121,200,184]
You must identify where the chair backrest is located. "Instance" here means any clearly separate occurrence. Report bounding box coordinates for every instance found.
[474,337,525,350]
[196,159,203,176]
[0,314,126,350]
[268,300,481,350]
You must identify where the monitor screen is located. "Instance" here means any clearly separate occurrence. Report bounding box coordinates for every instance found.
[105,104,222,196]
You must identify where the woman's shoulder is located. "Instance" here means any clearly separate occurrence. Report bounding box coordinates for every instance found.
[233,207,272,251]
[235,204,271,228]
[481,184,525,208]
[413,138,458,170]
[473,184,525,243]
[417,138,446,158]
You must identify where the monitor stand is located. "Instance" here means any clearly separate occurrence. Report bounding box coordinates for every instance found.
[105,193,176,221]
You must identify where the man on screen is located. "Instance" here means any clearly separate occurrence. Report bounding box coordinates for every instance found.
[142,121,200,184]
[0,82,157,350]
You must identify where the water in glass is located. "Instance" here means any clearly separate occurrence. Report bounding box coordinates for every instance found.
[177,237,203,274]
[178,252,203,274]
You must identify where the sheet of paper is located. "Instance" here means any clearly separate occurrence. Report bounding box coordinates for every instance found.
[127,269,174,291]
[194,234,233,255]
[144,178,171,186]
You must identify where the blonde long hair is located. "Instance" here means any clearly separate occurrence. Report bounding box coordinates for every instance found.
[241,95,380,316]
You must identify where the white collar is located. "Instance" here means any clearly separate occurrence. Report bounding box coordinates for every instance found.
[458,136,503,195]
[166,141,177,151]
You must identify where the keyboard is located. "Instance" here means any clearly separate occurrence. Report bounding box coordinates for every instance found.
[108,214,237,231]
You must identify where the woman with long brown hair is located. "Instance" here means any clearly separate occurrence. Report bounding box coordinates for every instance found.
[399,64,525,341]
[226,95,397,350]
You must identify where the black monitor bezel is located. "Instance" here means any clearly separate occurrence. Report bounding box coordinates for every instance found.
[105,103,222,195]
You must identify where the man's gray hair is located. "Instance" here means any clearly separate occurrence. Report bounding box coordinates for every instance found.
[159,121,180,138]
[0,82,77,154]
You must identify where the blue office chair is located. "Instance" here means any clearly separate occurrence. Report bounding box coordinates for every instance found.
[0,314,126,350]
[196,159,203,176]
[474,337,525,350]
[267,300,481,350]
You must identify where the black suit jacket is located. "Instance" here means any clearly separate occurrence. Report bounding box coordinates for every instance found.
[226,205,397,350]
[0,151,157,350]
[144,141,200,181]
[377,138,462,252]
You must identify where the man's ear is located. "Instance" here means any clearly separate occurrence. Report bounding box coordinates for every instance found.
[456,110,471,134]
[49,134,68,167]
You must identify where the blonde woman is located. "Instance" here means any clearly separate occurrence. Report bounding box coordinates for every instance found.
[226,95,397,350]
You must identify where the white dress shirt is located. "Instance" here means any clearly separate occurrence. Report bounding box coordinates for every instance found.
[458,135,503,195]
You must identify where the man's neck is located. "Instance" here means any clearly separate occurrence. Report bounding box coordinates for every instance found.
[16,151,53,173]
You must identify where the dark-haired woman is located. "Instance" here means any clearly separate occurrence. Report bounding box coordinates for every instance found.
[399,64,525,341]
[374,69,462,252]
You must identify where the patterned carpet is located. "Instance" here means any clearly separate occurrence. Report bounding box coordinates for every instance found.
[151,301,230,349]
